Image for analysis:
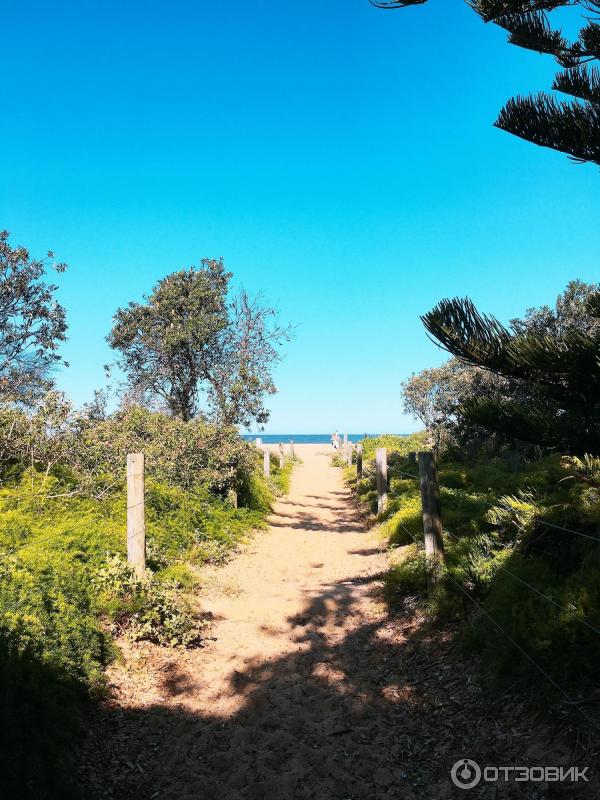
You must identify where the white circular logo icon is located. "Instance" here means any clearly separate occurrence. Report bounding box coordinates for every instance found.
[451,759,482,790]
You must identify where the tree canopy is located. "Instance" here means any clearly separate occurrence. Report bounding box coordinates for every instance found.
[109,260,230,422]
[421,282,600,453]
[0,231,67,405]
[401,357,508,451]
[108,261,291,426]
[372,0,600,166]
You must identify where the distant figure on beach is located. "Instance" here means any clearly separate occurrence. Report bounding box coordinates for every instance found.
[331,431,339,449]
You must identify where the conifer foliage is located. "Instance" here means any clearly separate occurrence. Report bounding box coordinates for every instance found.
[372,0,600,165]
[421,286,600,452]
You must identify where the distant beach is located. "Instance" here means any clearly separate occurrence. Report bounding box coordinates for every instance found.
[242,434,406,444]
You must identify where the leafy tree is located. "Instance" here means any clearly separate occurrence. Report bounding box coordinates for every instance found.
[109,261,229,422]
[421,282,600,453]
[0,231,67,404]
[372,0,600,166]
[108,261,290,426]
[512,279,600,337]
[401,358,508,450]
[207,290,293,429]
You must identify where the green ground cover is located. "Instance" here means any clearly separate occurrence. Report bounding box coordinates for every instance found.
[341,434,600,702]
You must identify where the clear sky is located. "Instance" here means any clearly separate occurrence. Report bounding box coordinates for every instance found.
[3,0,599,433]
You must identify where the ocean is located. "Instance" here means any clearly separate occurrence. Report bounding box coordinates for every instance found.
[242,434,405,444]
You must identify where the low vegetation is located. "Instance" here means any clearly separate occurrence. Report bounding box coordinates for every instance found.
[0,233,295,798]
[0,403,292,797]
[348,283,600,711]
[343,433,600,708]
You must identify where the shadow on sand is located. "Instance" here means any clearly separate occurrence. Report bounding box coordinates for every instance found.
[78,572,597,800]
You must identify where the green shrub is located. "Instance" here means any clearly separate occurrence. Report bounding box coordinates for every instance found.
[348,433,600,701]
[155,563,201,589]
[382,491,422,546]
[361,432,427,461]
[384,545,428,604]
[0,551,109,689]
[469,550,600,694]
[271,456,295,495]
[93,555,200,647]
[0,402,297,797]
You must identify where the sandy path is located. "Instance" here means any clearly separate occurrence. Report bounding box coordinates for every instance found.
[82,445,590,799]
[193,443,388,719]
[86,445,403,799]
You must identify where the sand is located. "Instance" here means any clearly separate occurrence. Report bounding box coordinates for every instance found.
[81,444,594,799]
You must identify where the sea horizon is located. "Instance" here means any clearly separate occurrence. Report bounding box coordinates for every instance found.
[242,433,407,444]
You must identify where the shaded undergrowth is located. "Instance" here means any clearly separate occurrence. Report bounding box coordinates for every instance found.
[340,434,600,706]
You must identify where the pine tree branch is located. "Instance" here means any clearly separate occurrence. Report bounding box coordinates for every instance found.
[495,93,600,164]
[553,65,600,101]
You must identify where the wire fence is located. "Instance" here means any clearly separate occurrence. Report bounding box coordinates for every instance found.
[443,569,600,734]
[387,458,600,545]
[367,449,600,731]
[443,527,600,638]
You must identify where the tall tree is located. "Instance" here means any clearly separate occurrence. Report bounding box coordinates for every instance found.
[207,290,293,429]
[401,358,508,450]
[108,260,230,422]
[421,283,600,453]
[108,261,291,426]
[0,231,67,404]
[372,0,600,166]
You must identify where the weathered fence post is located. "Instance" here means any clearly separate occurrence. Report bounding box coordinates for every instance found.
[508,449,520,473]
[346,441,353,467]
[376,447,388,514]
[356,443,363,482]
[278,442,285,469]
[418,451,445,589]
[290,440,295,459]
[408,451,417,467]
[255,437,262,448]
[127,453,146,577]
[263,448,270,478]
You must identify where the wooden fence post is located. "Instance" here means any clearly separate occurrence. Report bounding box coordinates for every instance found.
[263,448,270,478]
[127,453,146,577]
[376,447,387,514]
[418,451,445,589]
[346,441,353,467]
[356,443,363,482]
[290,440,295,459]
[408,451,417,467]
[279,442,285,469]
[255,437,262,448]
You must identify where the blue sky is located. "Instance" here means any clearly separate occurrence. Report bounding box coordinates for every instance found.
[3,0,599,433]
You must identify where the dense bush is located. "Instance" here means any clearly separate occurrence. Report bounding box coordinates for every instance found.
[80,405,257,493]
[0,402,291,796]
[344,437,600,700]
[360,432,427,461]
[0,398,258,496]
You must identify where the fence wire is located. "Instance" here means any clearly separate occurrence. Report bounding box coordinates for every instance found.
[443,570,600,734]
[443,527,600,639]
